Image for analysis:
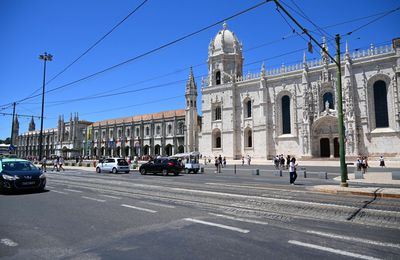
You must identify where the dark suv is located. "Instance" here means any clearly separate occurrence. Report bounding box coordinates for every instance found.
[139,158,183,176]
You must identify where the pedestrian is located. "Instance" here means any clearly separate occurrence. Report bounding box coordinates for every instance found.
[286,155,291,169]
[362,156,369,174]
[41,156,47,172]
[274,155,279,169]
[247,155,251,165]
[58,156,65,171]
[379,156,385,168]
[289,157,298,185]
[223,157,226,168]
[241,156,245,166]
[214,157,219,172]
[218,155,223,168]
[356,156,362,171]
[52,157,59,172]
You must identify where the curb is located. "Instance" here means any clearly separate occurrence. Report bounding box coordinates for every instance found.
[310,186,400,199]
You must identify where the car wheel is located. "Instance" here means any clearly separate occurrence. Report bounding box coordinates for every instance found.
[140,169,147,175]
[162,169,168,176]
[174,172,179,176]
[112,168,118,174]
[96,167,101,173]
[185,168,189,174]
[194,169,199,174]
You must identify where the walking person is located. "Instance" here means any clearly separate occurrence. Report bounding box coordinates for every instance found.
[58,156,65,171]
[286,155,291,169]
[247,155,251,165]
[241,156,245,166]
[214,157,219,173]
[51,157,59,172]
[223,157,226,168]
[379,156,385,168]
[289,157,298,185]
[41,156,47,172]
[218,155,223,168]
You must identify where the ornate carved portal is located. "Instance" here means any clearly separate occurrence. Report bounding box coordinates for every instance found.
[311,116,339,158]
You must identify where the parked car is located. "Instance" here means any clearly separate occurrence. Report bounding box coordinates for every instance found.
[96,158,130,174]
[0,157,46,193]
[139,158,183,176]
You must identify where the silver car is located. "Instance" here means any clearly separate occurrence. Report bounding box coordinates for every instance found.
[96,158,130,174]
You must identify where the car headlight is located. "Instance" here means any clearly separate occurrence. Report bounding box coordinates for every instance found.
[2,174,19,181]
[39,173,46,179]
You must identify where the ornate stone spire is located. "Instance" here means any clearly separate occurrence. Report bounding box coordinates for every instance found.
[28,116,35,131]
[261,62,265,77]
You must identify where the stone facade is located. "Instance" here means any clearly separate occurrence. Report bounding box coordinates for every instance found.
[199,24,400,160]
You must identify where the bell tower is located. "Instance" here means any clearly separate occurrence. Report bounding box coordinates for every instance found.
[185,66,198,152]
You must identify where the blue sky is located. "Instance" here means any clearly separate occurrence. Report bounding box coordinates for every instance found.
[1,0,399,140]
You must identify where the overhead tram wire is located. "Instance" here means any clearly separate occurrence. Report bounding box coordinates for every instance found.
[284,0,334,40]
[344,5,400,36]
[0,3,394,110]
[8,0,150,108]
[0,0,272,109]
[4,4,396,112]
[0,4,397,111]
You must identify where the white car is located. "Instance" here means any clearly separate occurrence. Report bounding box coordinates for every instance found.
[96,158,130,174]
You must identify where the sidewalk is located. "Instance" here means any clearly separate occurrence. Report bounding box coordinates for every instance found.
[310,171,400,198]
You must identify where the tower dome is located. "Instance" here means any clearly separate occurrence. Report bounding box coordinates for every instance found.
[209,22,242,56]
[207,22,243,86]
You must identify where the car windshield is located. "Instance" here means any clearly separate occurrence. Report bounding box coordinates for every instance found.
[2,161,38,172]
[117,159,129,166]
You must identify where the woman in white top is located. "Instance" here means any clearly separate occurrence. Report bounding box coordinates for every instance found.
[289,157,297,185]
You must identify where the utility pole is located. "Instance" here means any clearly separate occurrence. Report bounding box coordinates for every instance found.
[273,0,348,186]
[10,102,16,147]
[38,52,53,161]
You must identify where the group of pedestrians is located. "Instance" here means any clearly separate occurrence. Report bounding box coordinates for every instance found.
[214,155,226,171]
[241,155,251,166]
[40,156,65,172]
[273,154,291,169]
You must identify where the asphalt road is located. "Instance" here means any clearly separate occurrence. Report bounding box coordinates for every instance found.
[1,168,399,260]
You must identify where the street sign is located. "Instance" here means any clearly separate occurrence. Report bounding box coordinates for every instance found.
[8,145,15,151]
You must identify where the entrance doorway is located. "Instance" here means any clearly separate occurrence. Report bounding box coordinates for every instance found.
[320,138,330,157]
[333,138,339,157]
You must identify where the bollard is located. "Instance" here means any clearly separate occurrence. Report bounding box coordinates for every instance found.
[319,172,328,179]
[234,164,236,175]
[274,170,282,177]
[301,167,306,178]
[252,169,260,175]
[200,167,204,173]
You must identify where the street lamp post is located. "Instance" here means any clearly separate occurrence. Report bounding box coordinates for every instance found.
[38,52,53,161]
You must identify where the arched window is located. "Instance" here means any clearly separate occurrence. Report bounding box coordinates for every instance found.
[145,127,150,136]
[156,125,161,135]
[282,95,291,134]
[136,128,139,137]
[214,106,222,121]
[168,124,172,135]
[374,80,389,128]
[245,99,252,118]
[216,71,221,85]
[323,92,334,110]
[126,128,130,138]
[118,129,122,138]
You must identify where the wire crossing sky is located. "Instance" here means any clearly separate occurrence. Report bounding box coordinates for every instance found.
[1,0,399,140]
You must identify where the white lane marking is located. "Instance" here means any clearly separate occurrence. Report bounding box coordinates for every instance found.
[1,238,18,247]
[288,240,382,260]
[121,204,157,213]
[184,218,250,234]
[206,182,318,194]
[46,185,55,189]
[99,194,121,200]
[52,190,68,195]
[81,196,106,202]
[307,230,400,249]
[64,188,83,193]
[140,201,175,208]
[209,213,268,226]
